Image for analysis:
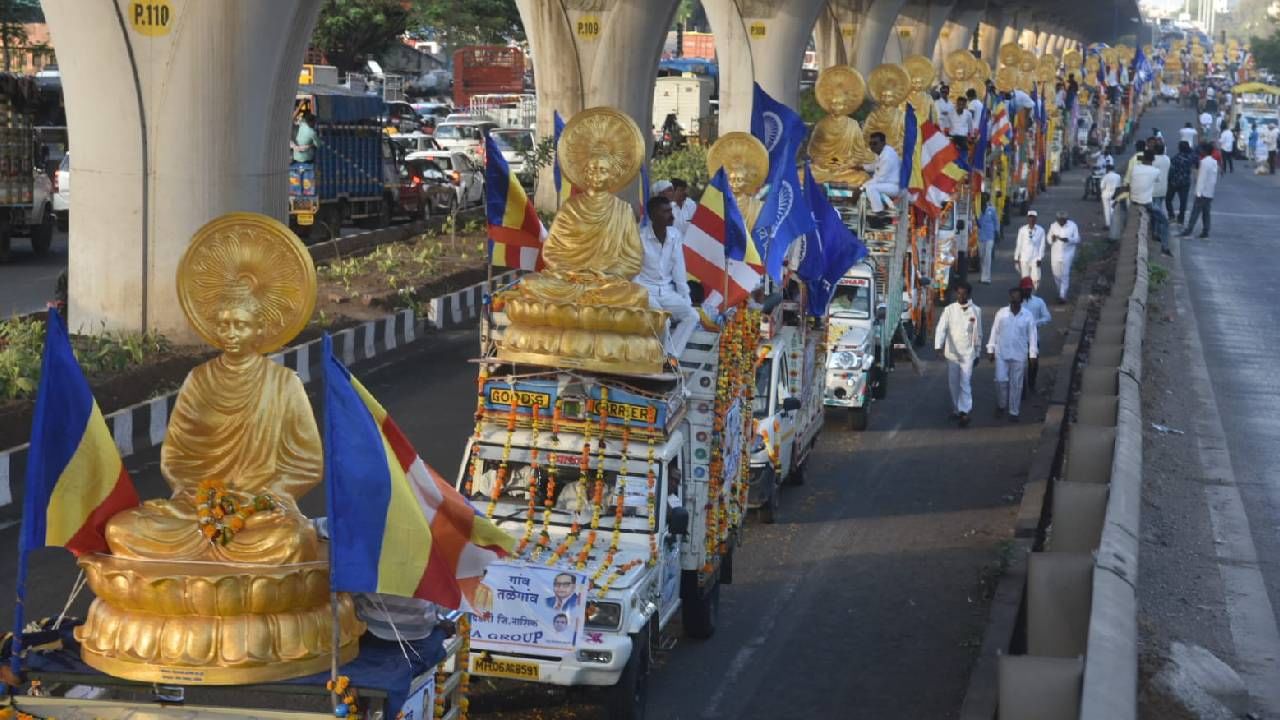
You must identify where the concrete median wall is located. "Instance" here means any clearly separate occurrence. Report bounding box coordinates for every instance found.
[964,199,1147,720]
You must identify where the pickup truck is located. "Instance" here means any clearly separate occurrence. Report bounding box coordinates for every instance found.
[0,73,56,262]
[824,259,888,430]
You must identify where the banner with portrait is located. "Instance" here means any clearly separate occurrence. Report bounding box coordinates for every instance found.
[471,563,588,651]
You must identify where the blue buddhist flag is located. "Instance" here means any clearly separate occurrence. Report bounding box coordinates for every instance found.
[799,163,868,318]
[750,83,814,283]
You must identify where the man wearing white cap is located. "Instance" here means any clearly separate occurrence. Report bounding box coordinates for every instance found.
[1013,210,1046,291]
[1047,210,1080,303]
[650,179,675,200]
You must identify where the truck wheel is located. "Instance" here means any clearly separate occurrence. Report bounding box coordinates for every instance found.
[682,581,720,639]
[0,224,11,263]
[719,547,735,585]
[848,406,869,432]
[378,197,393,227]
[31,207,55,256]
[604,629,648,720]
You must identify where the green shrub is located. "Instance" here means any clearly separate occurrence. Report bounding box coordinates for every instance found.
[651,145,711,193]
[0,315,170,402]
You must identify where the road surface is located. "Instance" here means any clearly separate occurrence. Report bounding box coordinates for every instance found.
[0,229,66,317]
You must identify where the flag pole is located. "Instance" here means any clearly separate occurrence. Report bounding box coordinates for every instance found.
[320,334,341,712]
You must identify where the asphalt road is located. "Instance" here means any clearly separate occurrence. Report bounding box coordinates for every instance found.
[0,180,1088,719]
[0,228,66,317]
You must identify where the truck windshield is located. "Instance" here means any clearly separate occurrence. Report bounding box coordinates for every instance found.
[829,283,871,319]
[753,359,773,419]
[464,457,653,525]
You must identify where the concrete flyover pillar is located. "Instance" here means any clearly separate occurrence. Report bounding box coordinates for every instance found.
[516,0,680,210]
[814,0,861,69]
[1035,29,1051,56]
[977,15,1004,67]
[914,0,958,61]
[933,0,985,67]
[852,0,911,76]
[883,16,924,65]
[41,0,321,340]
[703,0,827,134]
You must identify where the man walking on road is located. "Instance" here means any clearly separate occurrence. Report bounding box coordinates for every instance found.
[1179,122,1197,148]
[1263,123,1279,175]
[1100,163,1122,229]
[1047,211,1080,302]
[1130,152,1160,244]
[1014,210,1046,291]
[987,287,1039,422]
[1019,277,1052,395]
[977,199,999,284]
[935,281,982,427]
[1168,141,1195,224]
[1180,143,1219,240]
[1218,124,1235,173]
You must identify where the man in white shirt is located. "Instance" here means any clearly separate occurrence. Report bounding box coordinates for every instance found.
[949,97,972,154]
[1199,111,1214,135]
[669,178,697,237]
[987,287,1039,421]
[935,86,954,135]
[861,132,901,214]
[1129,152,1160,245]
[1100,163,1122,228]
[1218,126,1235,173]
[1179,144,1219,240]
[1013,210,1046,290]
[1179,122,1197,147]
[636,196,698,358]
[1047,210,1081,303]
[1264,124,1279,175]
[934,281,982,427]
[964,88,984,133]
[1019,277,1052,395]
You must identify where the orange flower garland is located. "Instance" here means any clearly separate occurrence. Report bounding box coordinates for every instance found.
[485,389,519,518]
[516,402,541,555]
[195,479,275,546]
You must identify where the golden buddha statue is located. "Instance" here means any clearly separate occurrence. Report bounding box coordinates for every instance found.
[496,107,668,374]
[707,132,770,232]
[807,66,875,187]
[903,55,936,121]
[864,63,910,153]
[77,213,362,684]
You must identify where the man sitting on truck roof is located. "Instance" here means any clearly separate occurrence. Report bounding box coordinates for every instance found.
[637,195,700,362]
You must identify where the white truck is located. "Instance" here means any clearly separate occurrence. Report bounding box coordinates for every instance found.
[824,259,889,430]
[459,311,755,719]
[1,72,56,263]
[746,301,824,522]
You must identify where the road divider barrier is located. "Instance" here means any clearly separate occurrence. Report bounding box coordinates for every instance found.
[0,270,520,516]
[962,207,1147,720]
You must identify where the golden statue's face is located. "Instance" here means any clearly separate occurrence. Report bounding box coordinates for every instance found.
[582,154,616,192]
[726,164,749,196]
[216,307,263,357]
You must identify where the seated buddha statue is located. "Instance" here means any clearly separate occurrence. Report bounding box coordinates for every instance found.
[865,63,911,154]
[707,132,769,233]
[807,65,876,186]
[497,108,667,374]
[904,55,937,122]
[77,213,362,684]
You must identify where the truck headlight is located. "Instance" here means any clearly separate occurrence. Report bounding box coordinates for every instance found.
[830,351,860,369]
[585,601,622,631]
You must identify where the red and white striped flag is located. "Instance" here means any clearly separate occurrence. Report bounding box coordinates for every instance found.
[908,121,968,217]
[683,168,759,309]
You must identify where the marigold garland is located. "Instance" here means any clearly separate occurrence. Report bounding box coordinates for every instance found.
[326,674,359,717]
[195,479,275,546]
[516,402,541,555]
[485,388,519,518]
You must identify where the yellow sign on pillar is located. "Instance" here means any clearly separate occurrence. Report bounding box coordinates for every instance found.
[576,15,602,40]
[128,0,173,36]
[749,22,767,39]
[841,23,856,39]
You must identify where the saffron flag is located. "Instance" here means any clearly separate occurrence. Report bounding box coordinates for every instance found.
[485,135,546,272]
[683,167,757,309]
[913,120,968,217]
[971,104,991,194]
[323,336,515,610]
[21,309,139,558]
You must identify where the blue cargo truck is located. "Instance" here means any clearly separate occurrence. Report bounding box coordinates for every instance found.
[290,85,401,243]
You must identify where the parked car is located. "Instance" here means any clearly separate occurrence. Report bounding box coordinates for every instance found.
[389,132,441,156]
[431,120,498,164]
[397,158,458,219]
[488,127,534,175]
[406,150,485,207]
[53,151,70,231]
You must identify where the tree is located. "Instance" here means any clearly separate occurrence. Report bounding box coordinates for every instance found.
[409,0,524,51]
[0,0,43,73]
[311,0,412,73]
[1252,29,1280,75]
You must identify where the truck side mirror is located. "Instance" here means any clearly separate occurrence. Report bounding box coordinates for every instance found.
[875,306,888,322]
[782,397,802,412]
[667,506,690,536]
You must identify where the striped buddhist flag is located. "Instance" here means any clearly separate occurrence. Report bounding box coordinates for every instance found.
[912,120,968,216]
[989,102,1012,148]
[20,309,140,558]
[682,167,758,309]
[485,135,546,272]
[322,336,514,610]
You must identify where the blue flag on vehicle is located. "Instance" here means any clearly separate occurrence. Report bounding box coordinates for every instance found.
[553,111,572,205]
[799,163,868,318]
[750,83,814,283]
[900,104,918,191]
